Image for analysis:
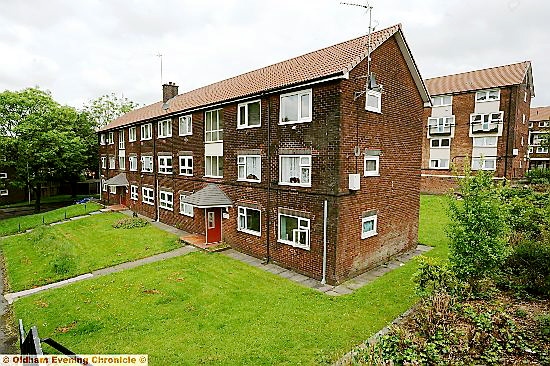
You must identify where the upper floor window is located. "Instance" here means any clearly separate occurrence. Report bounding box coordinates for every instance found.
[179,115,192,136]
[279,155,311,187]
[205,155,223,178]
[280,89,312,124]
[0,189,8,196]
[539,121,550,128]
[109,156,115,169]
[365,90,382,113]
[129,156,138,171]
[118,130,125,149]
[432,95,452,107]
[428,116,454,135]
[159,190,174,211]
[141,123,152,140]
[238,100,261,129]
[470,112,503,133]
[107,132,114,145]
[364,156,380,176]
[536,146,549,154]
[238,206,261,236]
[141,156,153,173]
[142,187,154,205]
[473,137,497,147]
[118,152,125,170]
[205,109,223,142]
[237,155,261,182]
[431,138,451,148]
[128,127,137,142]
[179,156,193,176]
[0,172,6,179]
[476,89,500,103]
[278,212,310,250]
[101,157,107,169]
[158,156,173,174]
[100,134,106,145]
[158,119,172,138]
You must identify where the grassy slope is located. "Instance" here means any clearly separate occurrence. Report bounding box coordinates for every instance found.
[12,195,450,365]
[0,202,102,237]
[2,213,180,292]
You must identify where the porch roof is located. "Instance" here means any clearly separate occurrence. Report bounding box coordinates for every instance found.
[182,184,233,208]
[104,173,129,187]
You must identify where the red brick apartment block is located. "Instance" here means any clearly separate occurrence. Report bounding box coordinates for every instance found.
[421,62,534,194]
[528,106,550,169]
[98,24,430,284]
[0,166,25,205]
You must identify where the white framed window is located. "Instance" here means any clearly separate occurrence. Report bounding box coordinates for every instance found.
[0,172,6,179]
[158,119,172,138]
[524,92,527,102]
[475,89,500,102]
[129,156,138,171]
[100,134,106,145]
[279,89,312,124]
[536,146,549,154]
[179,156,193,176]
[205,155,223,178]
[130,185,138,200]
[529,122,533,128]
[109,185,116,194]
[473,136,497,147]
[179,194,194,217]
[142,187,154,205]
[365,90,382,113]
[539,121,550,128]
[179,115,192,136]
[158,156,173,174]
[107,132,114,145]
[237,155,261,182]
[521,136,524,147]
[470,112,503,131]
[523,114,526,124]
[205,109,223,142]
[237,100,261,129]
[430,138,451,148]
[109,156,115,169]
[428,116,454,134]
[118,130,125,149]
[364,156,380,176]
[102,179,107,192]
[159,190,173,211]
[129,127,137,142]
[101,157,107,169]
[529,146,534,154]
[278,213,310,250]
[0,189,8,196]
[430,159,449,169]
[431,95,452,107]
[238,206,261,236]
[141,123,152,140]
[361,213,378,239]
[118,153,126,170]
[279,155,311,187]
[472,158,496,171]
[141,156,153,173]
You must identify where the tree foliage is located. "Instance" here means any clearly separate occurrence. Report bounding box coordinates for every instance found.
[81,93,141,129]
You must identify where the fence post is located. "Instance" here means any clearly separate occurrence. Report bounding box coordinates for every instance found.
[18,223,21,232]
[64,210,67,220]
[84,203,87,213]
[42,216,44,224]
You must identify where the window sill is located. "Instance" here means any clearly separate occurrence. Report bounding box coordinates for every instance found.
[140,138,152,141]
[129,169,138,172]
[204,175,223,179]
[180,211,194,218]
[365,108,382,114]
[238,228,262,237]
[179,133,192,137]
[363,173,380,177]
[158,135,172,139]
[158,172,173,175]
[141,171,153,174]
[204,140,224,144]
[237,178,261,183]
[277,239,310,250]
[160,207,173,211]
[278,182,311,188]
[129,140,137,143]
[179,173,193,177]
[429,167,450,170]
[278,119,312,126]
[143,201,155,206]
[237,124,261,130]
[361,231,378,240]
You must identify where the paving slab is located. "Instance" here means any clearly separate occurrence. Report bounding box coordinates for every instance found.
[331,286,354,295]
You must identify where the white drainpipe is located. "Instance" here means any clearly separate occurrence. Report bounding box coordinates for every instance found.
[322,200,328,285]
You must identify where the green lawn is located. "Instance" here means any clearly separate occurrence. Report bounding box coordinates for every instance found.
[0,194,100,209]
[1,213,180,292]
[0,202,102,237]
[419,194,450,258]
[11,195,450,365]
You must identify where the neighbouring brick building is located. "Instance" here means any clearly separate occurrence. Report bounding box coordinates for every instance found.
[0,166,26,205]
[421,62,534,194]
[528,106,550,170]
[98,24,430,284]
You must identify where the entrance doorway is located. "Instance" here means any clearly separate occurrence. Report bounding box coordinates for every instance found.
[205,207,222,243]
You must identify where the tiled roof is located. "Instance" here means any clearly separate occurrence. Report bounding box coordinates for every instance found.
[530,106,550,122]
[425,61,532,96]
[104,173,129,186]
[182,184,233,208]
[101,24,403,131]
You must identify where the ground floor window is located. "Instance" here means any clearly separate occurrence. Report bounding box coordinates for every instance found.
[142,187,154,205]
[361,213,378,239]
[179,194,194,217]
[109,185,116,194]
[130,185,138,200]
[0,189,8,196]
[159,191,173,211]
[472,157,496,171]
[278,213,310,250]
[102,179,107,192]
[237,206,261,236]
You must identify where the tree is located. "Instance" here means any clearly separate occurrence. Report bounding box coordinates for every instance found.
[81,93,141,129]
[0,88,91,212]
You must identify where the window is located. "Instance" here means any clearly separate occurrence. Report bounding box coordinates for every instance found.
[129,156,138,171]
[158,119,172,138]
[109,156,115,169]
[238,100,261,128]
[130,185,138,200]
[141,123,152,140]
[470,112,503,131]
[237,155,261,182]
[0,189,8,196]
[179,115,192,136]
[472,158,496,171]
[431,95,452,107]
[118,153,126,170]
[536,147,549,154]
[539,121,550,128]
[428,116,454,134]
[179,194,194,217]
[524,92,527,103]
[476,89,500,102]
[529,146,534,154]
[280,89,312,124]
[107,132,114,145]
[101,157,107,169]
[430,159,449,169]
[473,137,497,147]
[142,187,154,205]
[238,207,261,236]
[205,109,223,142]
[365,90,382,113]
[523,114,526,124]
[205,155,223,178]
[430,138,451,148]
[521,136,524,147]
[361,213,378,239]
[364,156,380,176]
[141,156,153,172]
[279,155,311,186]
[158,156,173,174]
[102,179,107,192]
[159,191,173,211]
[0,172,6,179]
[109,185,116,194]
[100,134,106,145]
[179,156,193,176]
[118,130,125,149]
[129,127,137,142]
[278,213,310,250]
[529,122,533,128]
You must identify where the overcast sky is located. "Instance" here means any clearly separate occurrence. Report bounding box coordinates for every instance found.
[1,0,549,110]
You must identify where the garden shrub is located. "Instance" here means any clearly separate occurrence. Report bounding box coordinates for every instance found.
[502,240,550,298]
[413,256,460,297]
[525,168,550,185]
[112,217,149,229]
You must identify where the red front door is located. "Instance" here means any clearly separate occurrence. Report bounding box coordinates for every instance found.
[119,188,128,206]
[205,208,222,243]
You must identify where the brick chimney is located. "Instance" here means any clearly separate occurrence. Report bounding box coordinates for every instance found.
[162,82,179,103]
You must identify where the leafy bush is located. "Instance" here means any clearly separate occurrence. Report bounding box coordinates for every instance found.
[525,168,550,185]
[112,217,149,229]
[413,256,461,297]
